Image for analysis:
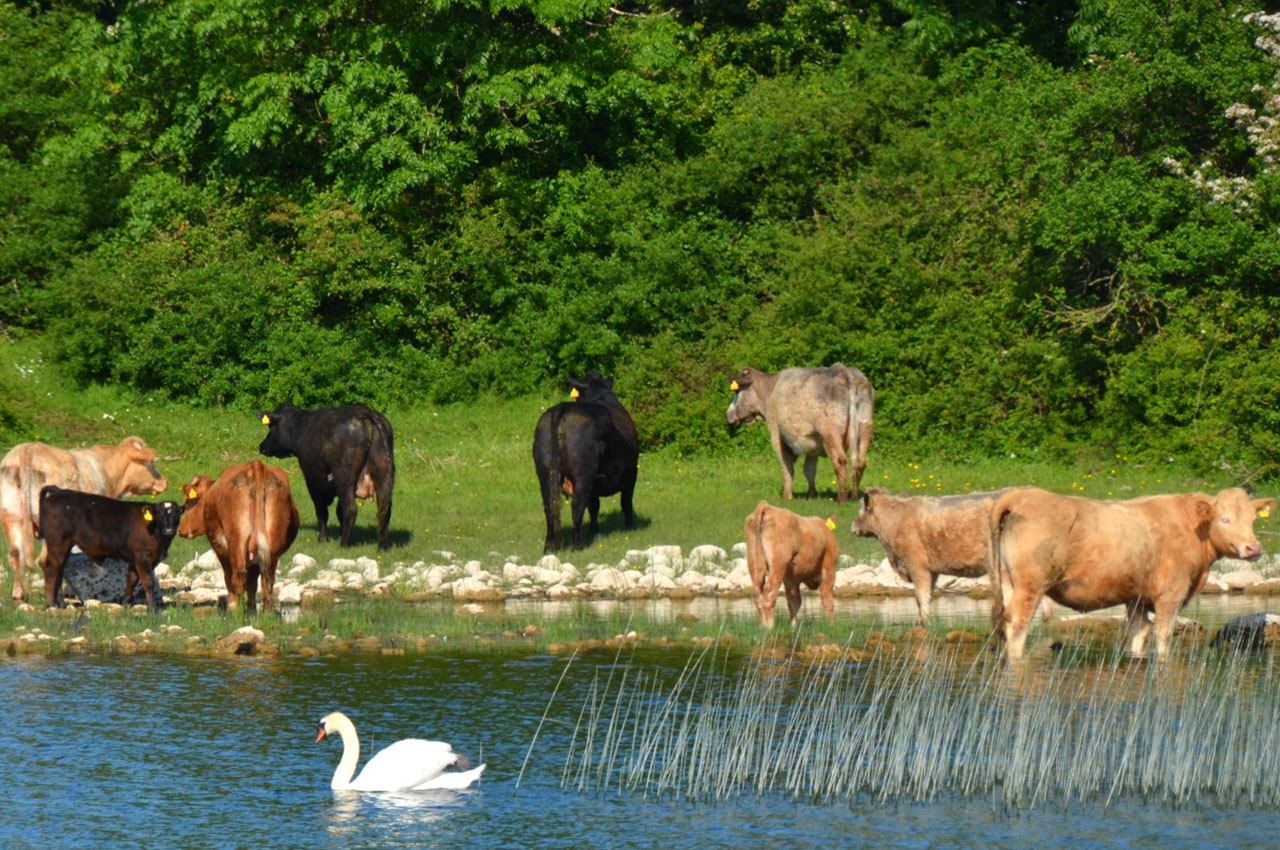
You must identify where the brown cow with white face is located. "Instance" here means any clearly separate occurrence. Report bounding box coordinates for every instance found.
[991,487,1277,660]
[178,460,300,612]
[726,364,873,504]
[0,437,168,602]
[853,488,1011,626]
[744,500,838,629]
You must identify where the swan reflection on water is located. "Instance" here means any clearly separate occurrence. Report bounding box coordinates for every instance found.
[324,786,475,834]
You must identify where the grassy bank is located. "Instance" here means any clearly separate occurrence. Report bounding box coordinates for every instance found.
[5,336,1266,584]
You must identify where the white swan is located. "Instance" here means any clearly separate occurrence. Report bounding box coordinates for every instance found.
[316,711,486,791]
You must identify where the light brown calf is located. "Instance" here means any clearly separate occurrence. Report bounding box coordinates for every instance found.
[0,437,167,602]
[178,460,300,612]
[991,487,1276,660]
[853,488,1009,625]
[744,500,838,629]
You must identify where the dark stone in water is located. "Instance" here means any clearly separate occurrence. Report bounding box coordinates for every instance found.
[1209,612,1280,651]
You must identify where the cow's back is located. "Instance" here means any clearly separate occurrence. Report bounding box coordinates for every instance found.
[767,367,851,448]
[2,443,110,531]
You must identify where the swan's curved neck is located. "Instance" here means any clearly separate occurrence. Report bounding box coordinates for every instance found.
[328,715,361,790]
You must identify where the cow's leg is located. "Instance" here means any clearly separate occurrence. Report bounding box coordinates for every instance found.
[134,563,158,611]
[1002,582,1043,661]
[784,579,803,628]
[912,570,937,626]
[569,482,592,550]
[1126,600,1153,656]
[851,419,872,500]
[336,489,358,547]
[374,482,393,551]
[3,517,33,602]
[821,432,850,503]
[587,493,601,538]
[772,432,797,501]
[41,541,72,609]
[619,470,637,531]
[758,575,781,629]
[259,560,276,613]
[818,549,837,624]
[801,455,819,499]
[308,486,332,544]
[1151,600,1179,659]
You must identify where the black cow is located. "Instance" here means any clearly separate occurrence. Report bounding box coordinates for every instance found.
[257,403,395,550]
[533,372,639,552]
[37,485,183,610]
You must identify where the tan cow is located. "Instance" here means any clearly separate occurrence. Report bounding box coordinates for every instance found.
[853,488,1010,625]
[177,461,300,612]
[743,501,838,629]
[0,437,168,602]
[726,364,874,503]
[990,487,1276,660]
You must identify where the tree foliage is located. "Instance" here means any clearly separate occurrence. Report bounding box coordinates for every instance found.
[3,0,1280,477]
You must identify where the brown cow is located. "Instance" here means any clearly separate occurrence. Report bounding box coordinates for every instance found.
[0,437,168,602]
[853,488,1011,625]
[991,487,1277,660]
[177,461,300,612]
[726,364,873,503]
[743,500,838,629]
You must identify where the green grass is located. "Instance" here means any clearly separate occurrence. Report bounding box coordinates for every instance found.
[1,334,1271,580]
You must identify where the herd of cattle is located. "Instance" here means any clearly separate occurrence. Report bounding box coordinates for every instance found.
[0,363,1274,660]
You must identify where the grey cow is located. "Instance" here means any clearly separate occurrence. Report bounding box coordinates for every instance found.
[725,364,874,504]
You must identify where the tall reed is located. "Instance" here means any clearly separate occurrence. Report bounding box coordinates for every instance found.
[550,637,1280,809]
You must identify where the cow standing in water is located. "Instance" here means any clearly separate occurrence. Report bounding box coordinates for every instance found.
[991,487,1276,660]
[744,501,838,629]
[257,404,394,550]
[726,364,873,504]
[0,437,168,602]
[853,488,1012,626]
[533,373,638,552]
[178,461,300,612]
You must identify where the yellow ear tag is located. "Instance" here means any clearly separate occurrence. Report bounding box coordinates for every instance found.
[261,415,271,425]
[188,488,198,500]
[1261,508,1271,518]
[570,387,580,399]
[730,380,739,392]
[826,517,836,530]
[143,509,153,522]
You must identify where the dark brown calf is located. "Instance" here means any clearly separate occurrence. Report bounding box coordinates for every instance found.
[178,461,300,612]
[37,485,183,610]
[743,500,838,629]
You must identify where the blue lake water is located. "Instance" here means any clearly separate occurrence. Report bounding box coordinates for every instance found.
[4,635,1280,850]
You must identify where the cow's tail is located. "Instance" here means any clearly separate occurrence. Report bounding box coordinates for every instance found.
[840,365,875,499]
[744,501,771,592]
[247,462,266,569]
[988,493,1016,644]
[367,412,396,545]
[539,407,565,543]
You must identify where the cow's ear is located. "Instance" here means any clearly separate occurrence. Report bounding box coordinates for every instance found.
[1195,499,1214,522]
[1254,498,1277,519]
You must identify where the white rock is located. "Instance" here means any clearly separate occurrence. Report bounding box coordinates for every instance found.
[464,559,485,576]
[153,563,172,579]
[547,583,575,599]
[292,553,317,571]
[589,568,628,590]
[537,554,562,572]
[731,542,748,558]
[534,567,563,584]
[677,570,706,588]
[191,587,223,605]
[560,564,581,583]
[1219,569,1264,590]
[647,545,682,563]
[649,564,676,579]
[277,583,303,605]
[329,558,357,572]
[622,550,648,567]
[724,564,752,590]
[689,544,726,565]
[197,549,221,570]
[356,557,380,582]
[451,576,492,596]
[639,573,676,591]
[433,550,457,562]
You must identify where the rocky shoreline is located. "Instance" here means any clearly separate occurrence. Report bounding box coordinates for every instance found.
[148,544,1280,607]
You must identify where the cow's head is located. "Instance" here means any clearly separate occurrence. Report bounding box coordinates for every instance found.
[725,368,767,427]
[566,372,616,404]
[257,404,299,459]
[851,488,886,537]
[147,501,185,542]
[177,475,214,539]
[116,437,168,497]
[1204,488,1277,561]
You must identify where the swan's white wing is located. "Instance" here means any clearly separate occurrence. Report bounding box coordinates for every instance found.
[349,739,460,791]
[411,763,486,791]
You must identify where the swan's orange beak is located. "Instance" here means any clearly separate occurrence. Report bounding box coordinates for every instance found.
[316,723,327,744]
